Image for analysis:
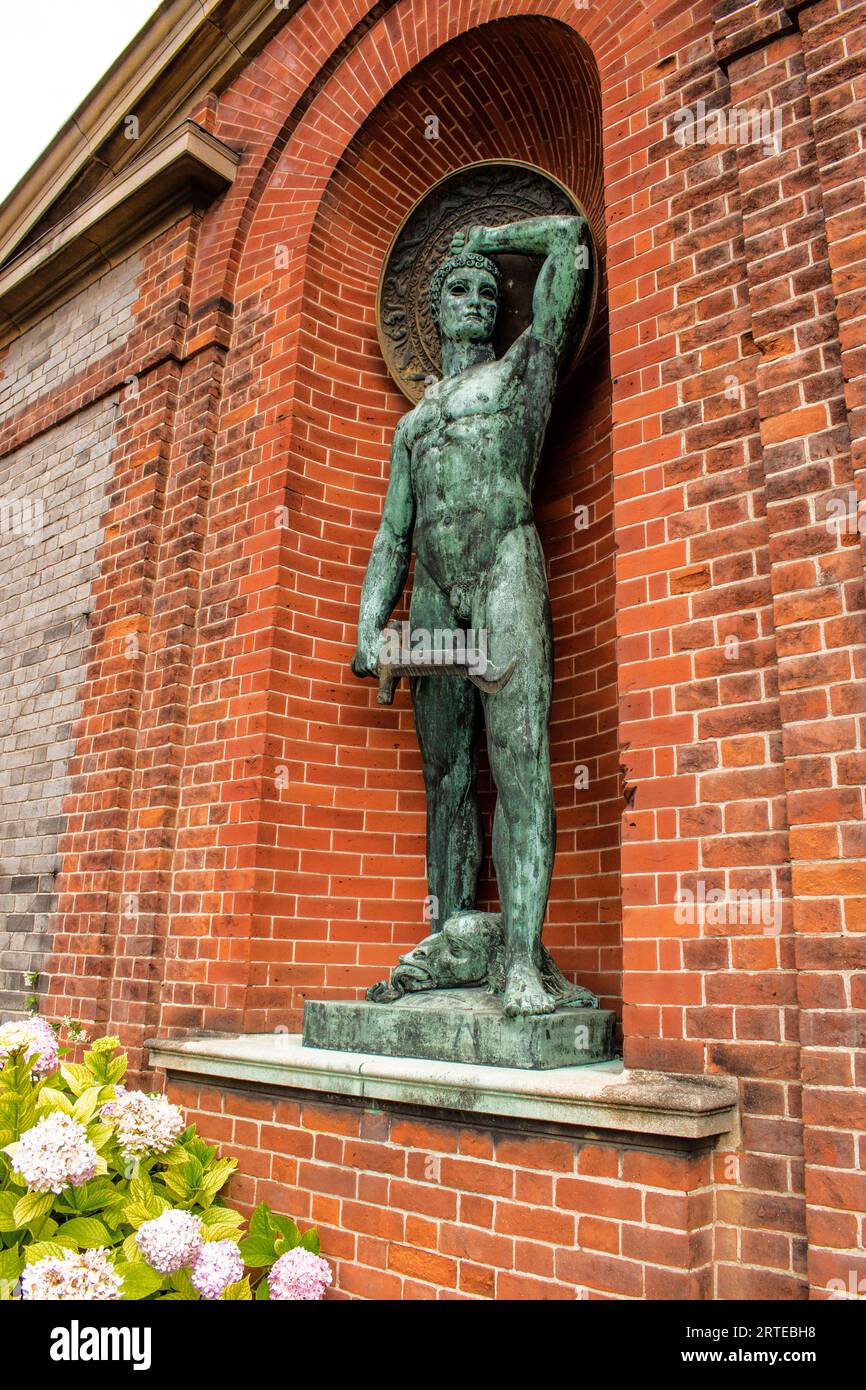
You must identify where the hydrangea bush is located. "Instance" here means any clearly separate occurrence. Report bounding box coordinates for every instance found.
[0,1019,331,1301]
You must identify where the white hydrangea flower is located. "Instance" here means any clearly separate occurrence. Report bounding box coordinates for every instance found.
[0,1016,59,1077]
[100,1087,185,1158]
[136,1208,203,1274]
[5,1112,98,1193]
[191,1239,244,1299]
[268,1247,332,1301]
[21,1248,122,1300]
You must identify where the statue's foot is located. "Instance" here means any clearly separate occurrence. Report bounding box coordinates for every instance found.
[503,960,557,1018]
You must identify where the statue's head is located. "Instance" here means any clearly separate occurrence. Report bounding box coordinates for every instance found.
[429,252,501,345]
[389,911,502,994]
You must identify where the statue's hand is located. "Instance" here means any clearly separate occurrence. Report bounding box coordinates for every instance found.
[450,225,486,257]
[351,630,385,679]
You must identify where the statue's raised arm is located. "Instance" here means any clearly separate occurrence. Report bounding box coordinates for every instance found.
[448,213,586,359]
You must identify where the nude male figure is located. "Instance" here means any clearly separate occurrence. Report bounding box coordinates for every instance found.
[352,214,585,1016]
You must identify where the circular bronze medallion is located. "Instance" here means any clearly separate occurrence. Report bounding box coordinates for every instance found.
[377,160,599,403]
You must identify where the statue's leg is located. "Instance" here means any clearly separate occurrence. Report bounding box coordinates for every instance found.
[479,525,556,1016]
[409,563,482,929]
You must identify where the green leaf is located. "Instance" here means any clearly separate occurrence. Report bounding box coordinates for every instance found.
[124,1170,168,1227]
[36,1087,74,1116]
[72,1085,104,1126]
[255,1277,269,1300]
[87,1122,115,1153]
[161,1128,202,1166]
[0,1243,22,1280]
[129,1170,153,1201]
[0,1191,22,1234]
[197,1158,236,1208]
[169,1267,199,1300]
[116,1260,164,1300]
[201,1217,243,1243]
[181,1132,210,1163]
[122,1232,141,1262]
[13,1191,54,1227]
[249,1201,276,1240]
[223,1276,252,1300]
[201,1204,243,1233]
[270,1212,301,1246]
[239,1233,278,1269]
[59,1063,92,1098]
[162,1157,202,1203]
[103,1056,127,1088]
[24,1240,66,1263]
[56,1216,111,1249]
[73,1176,122,1213]
[124,1194,169,1230]
[83,1044,126,1089]
[299,1228,321,1255]
[0,1092,38,1140]
[101,1199,129,1232]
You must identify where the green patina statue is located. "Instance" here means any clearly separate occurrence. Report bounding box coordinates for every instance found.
[352,214,588,1019]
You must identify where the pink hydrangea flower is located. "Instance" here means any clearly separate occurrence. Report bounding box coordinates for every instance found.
[136,1208,203,1274]
[5,1112,98,1193]
[0,1016,59,1077]
[100,1087,185,1159]
[268,1247,332,1301]
[21,1248,122,1300]
[191,1239,244,1299]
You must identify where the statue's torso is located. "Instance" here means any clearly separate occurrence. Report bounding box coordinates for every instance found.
[404,348,552,596]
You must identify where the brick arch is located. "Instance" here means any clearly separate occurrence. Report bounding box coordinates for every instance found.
[219,0,654,315]
[159,0,672,1035]
[186,8,633,1034]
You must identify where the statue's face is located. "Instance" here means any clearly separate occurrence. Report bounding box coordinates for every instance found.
[437,266,498,345]
[390,917,490,992]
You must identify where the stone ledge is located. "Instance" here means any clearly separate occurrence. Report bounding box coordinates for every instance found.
[147,1032,739,1142]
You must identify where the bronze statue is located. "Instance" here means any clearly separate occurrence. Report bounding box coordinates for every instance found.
[352,215,591,1017]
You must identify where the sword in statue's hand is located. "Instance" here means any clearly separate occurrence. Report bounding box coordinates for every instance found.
[373,620,516,706]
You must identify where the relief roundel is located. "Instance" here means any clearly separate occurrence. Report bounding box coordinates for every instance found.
[377,160,599,403]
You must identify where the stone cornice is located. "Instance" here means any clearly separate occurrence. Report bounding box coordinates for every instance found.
[0,0,297,274]
[148,1033,740,1144]
[0,121,239,347]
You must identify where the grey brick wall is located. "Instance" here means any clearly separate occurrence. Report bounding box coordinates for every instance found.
[0,253,140,417]
[0,397,119,1016]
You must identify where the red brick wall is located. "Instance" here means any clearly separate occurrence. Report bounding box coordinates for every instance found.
[0,0,855,1298]
[172,1076,714,1300]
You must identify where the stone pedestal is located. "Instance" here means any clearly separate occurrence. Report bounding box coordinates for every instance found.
[302,988,615,1070]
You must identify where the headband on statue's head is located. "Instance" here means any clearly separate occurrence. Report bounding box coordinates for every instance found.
[428,251,502,324]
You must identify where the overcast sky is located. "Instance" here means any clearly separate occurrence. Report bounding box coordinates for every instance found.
[0,0,163,205]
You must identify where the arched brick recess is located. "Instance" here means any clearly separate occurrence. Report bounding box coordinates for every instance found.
[240,18,616,1031]
[156,0,666,1041]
